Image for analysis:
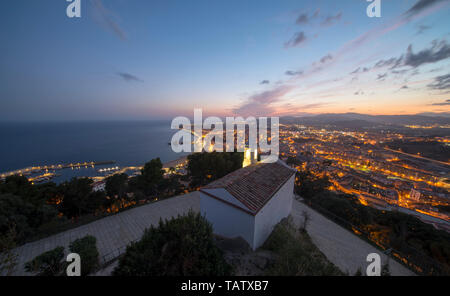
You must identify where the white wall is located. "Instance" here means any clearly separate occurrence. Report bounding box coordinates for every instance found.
[253,174,295,249]
[200,173,295,250]
[200,192,255,248]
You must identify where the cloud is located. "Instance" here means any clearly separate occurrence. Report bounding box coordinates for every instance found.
[404,0,445,17]
[296,13,309,24]
[428,74,450,91]
[285,32,307,48]
[374,56,404,69]
[90,0,127,41]
[416,24,431,35]
[404,39,450,68]
[295,9,320,25]
[233,85,294,116]
[354,90,364,95]
[320,54,333,64]
[260,80,270,85]
[321,12,342,26]
[391,69,409,75]
[350,67,370,74]
[285,70,303,76]
[117,72,143,82]
[334,0,447,61]
[297,102,328,110]
[430,99,450,105]
[377,73,388,80]
[367,39,450,72]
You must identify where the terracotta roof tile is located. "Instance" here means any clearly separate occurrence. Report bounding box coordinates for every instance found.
[201,161,295,214]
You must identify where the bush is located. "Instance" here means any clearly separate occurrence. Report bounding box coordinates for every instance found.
[69,235,99,276]
[263,217,344,276]
[113,211,231,276]
[24,246,65,276]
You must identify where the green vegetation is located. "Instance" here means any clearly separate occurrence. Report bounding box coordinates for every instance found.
[69,235,99,276]
[24,235,99,276]
[105,173,129,199]
[295,170,331,198]
[0,225,18,275]
[0,175,62,243]
[295,169,450,275]
[113,211,231,276]
[0,158,186,245]
[262,217,344,276]
[58,177,106,218]
[24,246,65,276]
[187,152,244,188]
[129,157,184,198]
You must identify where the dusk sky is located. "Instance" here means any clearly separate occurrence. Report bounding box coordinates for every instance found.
[1,0,450,121]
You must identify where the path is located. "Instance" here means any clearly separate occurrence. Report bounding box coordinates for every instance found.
[11,192,200,276]
[291,199,415,275]
[10,191,415,276]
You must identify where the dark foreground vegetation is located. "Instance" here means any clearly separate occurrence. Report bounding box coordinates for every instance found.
[295,169,450,275]
[24,235,99,276]
[187,151,244,188]
[0,158,182,242]
[263,217,344,276]
[113,211,231,276]
[0,152,244,274]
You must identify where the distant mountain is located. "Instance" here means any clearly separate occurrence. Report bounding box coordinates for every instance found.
[416,112,450,118]
[281,113,450,127]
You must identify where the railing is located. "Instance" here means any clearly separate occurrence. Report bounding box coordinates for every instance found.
[99,240,137,267]
[300,197,449,276]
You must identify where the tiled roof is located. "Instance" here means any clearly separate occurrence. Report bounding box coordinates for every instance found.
[201,160,295,215]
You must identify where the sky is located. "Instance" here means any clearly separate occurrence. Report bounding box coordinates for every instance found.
[0,0,450,121]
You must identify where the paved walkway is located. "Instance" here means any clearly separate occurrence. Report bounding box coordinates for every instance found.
[10,191,414,276]
[291,199,415,276]
[11,192,200,276]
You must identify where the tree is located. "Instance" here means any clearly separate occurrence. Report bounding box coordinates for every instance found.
[58,178,102,218]
[113,211,231,276]
[159,175,184,197]
[294,170,331,199]
[25,246,65,276]
[105,173,128,198]
[187,152,244,187]
[142,158,164,185]
[69,235,99,276]
[129,158,165,197]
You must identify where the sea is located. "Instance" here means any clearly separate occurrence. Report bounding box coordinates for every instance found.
[0,120,188,183]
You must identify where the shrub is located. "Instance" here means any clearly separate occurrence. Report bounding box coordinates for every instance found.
[263,217,344,276]
[69,235,99,276]
[25,246,65,276]
[113,211,231,276]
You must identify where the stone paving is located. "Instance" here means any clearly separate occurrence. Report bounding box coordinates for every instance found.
[291,199,415,276]
[11,192,200,276]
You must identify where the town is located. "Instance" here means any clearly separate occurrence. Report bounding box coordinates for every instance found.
[278,123,450,231]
